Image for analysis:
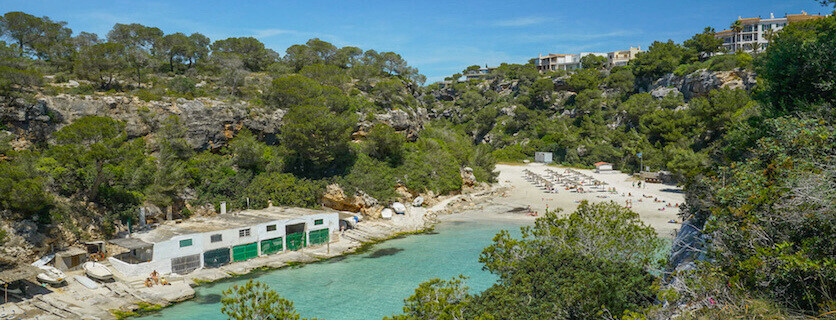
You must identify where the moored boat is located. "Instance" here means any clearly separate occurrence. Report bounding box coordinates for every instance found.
[36,266,66,285]
[82,261,114,281]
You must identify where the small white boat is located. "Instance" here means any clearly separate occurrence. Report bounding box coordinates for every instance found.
[36,266,66,285]
[392,202,406,215]
[381,208,394,219]
[82,261,114,281]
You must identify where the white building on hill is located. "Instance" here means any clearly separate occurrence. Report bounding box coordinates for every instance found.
[714,11,828,53]
[535,48,642,71]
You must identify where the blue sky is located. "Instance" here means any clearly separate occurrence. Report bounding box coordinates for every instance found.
[1,0,831,82]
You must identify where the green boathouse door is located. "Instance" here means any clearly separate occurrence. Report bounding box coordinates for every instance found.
[232,242,258,262]
[260,237,283,255]
[309,228,329,245]
[286,232,306,251]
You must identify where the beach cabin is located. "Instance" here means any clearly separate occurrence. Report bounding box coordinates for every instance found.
[535,152,553,163]
[594,162,614,173]
[54,247,88,271]
[108,207,339,277]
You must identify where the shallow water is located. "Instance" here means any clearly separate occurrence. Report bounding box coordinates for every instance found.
[137,217,527,320]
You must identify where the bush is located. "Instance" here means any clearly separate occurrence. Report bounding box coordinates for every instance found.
[707,52,752,71]
[758,15,835,113]
[472,252,656,319]
[363,123,405,166]
[340,154,398,201]
[243,172,322,208]
[399,149,462,195]
[167,76,196,95]
[135,89,162,102]
[566,69,602,92]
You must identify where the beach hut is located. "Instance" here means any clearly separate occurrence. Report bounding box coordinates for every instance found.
[535,152,553,163]
[54,247,88,271]
[594,162,614,173]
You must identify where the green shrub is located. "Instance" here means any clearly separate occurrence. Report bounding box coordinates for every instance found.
[707,52,753,71]
[69,84,95,95]
[340,154,398,201]
[243,172,323,208]
[135,89,162,102]
[492,144,533,162]
[167,76,196,95]
[472,252,656,319]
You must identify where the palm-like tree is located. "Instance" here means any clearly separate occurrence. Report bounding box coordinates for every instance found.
[730,20,743,32]
[764,28,777,44]
[730,20,744,51]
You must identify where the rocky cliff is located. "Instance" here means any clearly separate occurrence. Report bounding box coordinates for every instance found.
[1,94,429,149]
[648,68,757,100]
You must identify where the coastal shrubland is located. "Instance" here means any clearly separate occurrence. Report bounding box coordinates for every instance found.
[1,4,835,319]
[388,202,661,319]
[395,11,836,319]
[0,10,496,250]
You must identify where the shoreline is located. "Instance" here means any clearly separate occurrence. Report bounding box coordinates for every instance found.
[116,187,512,319]
[3,163,683,320]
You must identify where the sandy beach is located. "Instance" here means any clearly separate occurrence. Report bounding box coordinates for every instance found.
[488,163,685,238]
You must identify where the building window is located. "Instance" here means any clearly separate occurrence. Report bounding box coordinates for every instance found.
[239,228,251,238]
[314,219,324,225]
[210,234,222,243]
[267,224,277,232]
[179,239,193,248]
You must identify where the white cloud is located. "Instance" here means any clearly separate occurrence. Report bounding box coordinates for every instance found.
[251,28,298,38]
[518,29,643,43]
[495,16,549,27]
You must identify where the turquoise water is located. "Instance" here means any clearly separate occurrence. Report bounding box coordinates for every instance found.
[137,218,527,320]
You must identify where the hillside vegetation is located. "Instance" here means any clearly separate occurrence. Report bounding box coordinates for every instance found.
[2,7,835,319]
[0,12,493,247]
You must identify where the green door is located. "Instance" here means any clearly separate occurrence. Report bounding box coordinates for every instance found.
[232,242,258,262]
[309,228,329,245]
[286,232,306,251]
[260,237,283,255]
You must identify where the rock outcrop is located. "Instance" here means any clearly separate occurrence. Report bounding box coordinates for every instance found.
[649,68,757,100]
[1,94,286,149]
[2,94,432,149]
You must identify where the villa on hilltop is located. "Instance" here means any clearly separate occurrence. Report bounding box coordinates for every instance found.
[714,11,828,52]
[535,47,642,71]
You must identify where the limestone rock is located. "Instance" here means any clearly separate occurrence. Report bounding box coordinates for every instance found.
[649,68,757,100]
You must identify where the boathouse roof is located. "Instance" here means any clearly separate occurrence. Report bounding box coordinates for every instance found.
[129,207,333,243]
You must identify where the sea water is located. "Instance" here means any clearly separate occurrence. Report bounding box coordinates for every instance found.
[137,217,527,320]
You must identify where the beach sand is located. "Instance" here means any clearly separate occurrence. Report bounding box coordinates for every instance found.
[486,163,685,239]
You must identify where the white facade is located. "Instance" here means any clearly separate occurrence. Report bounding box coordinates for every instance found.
[110,211,339,277]
[536,53,583,71]
[535,48,642,71]
[715,12,828,53]
[535,152,553,163]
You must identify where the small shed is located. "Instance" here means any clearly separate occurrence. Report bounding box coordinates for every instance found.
[594,162,614,173]
[535,152,553,163]
[54,247,88,271]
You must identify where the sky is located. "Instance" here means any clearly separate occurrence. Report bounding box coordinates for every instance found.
[1,0,831,83]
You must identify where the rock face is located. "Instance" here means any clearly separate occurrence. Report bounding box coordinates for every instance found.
[2,94,431,149]
[649,68,757,100]
[1,94,286,149]
[320,184,381,217]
